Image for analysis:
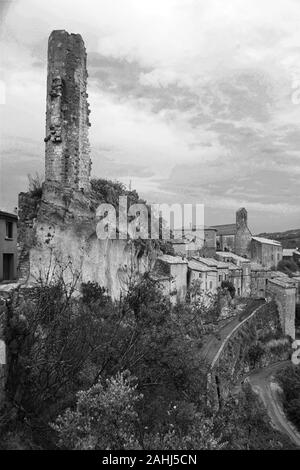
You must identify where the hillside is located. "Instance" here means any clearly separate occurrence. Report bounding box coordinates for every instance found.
[257,228,300,249]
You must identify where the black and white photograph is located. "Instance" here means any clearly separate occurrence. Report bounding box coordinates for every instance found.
[0,0,300,455]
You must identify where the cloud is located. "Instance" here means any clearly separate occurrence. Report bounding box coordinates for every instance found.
[1,0,300,232]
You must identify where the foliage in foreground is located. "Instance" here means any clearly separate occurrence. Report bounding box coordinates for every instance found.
[277,363,300,431]
[0,276,295,450]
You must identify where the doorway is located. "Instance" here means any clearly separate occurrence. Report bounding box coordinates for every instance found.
[3,254,14,281]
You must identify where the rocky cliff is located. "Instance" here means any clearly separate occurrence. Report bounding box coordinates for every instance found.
[18,185,161,299]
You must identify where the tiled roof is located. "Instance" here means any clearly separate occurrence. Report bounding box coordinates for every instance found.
[268,278,296,288]
[188,260,212,272]
[250,262,269,271]
[252,236,281,247]
[226,262,242,270]
[216,261,230,269]
[216,251,250,263]
[194,256,218,267]
[283,248,300,257]
[0,210,18,220]
[210,223,236,236]
[157,255,188,264]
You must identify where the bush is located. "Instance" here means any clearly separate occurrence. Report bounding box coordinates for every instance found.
[52,372,142,450]
[277,259,298,276]
[221,280,236,298]
[276,364,300,431]
[27,173,43,199]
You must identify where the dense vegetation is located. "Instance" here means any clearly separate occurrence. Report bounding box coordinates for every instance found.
[0,276,294,450]
[277,364,300,431]
[277,258,299,276]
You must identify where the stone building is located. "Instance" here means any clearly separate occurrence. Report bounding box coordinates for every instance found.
[211,223,236,252]
[171,226,217,258]
[170,239,189,256]
[215,251,251,296]
[226,262,243,297]
[251,236,283,269]
[211,208,252,256]
[152,255,188,304]
[235,208,252,257]
[250,262,271,297]
[0,211,18,282]
[203,227,217,257]
[193,257,229,287]
[44,30,91,194]
[187,259,217,293]
[266,278,296,339]
[282,248,300,264]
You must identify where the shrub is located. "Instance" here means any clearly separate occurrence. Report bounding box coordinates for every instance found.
[221,280,236,298]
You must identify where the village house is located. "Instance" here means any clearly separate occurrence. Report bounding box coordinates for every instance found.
[171,226,217,258]
[0,211,18,283]
[211,208,252,257]
[187,258,218,294]
[192,257,229,287]
[211,223,236,252]
[250,262,271,297]
[226,262,243,296]
[152,255,188,304]
[282,248,300,264]
[266,277,297,339]
[215,251,251,296]
[251,236,283,269]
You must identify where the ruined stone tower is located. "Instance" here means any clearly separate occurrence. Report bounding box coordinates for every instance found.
[234,207,252,257]
[45,30,91,192]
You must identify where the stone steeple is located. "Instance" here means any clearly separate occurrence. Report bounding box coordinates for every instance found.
[234,207,252,257]
[44,30,91,192]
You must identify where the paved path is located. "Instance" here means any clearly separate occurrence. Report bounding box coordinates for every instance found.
[201,299,265,368]
[200,299,300,447]
[247,361,300,448]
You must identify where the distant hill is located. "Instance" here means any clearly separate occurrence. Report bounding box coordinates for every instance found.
[257,228,300,249]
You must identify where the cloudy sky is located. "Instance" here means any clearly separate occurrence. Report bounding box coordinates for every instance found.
[0,0,300,232]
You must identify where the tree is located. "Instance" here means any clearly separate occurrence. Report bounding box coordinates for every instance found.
[277,364,300,431]
[53,372,142,450]
[214,384,296,449]
[277,259,298,276]
[221,280,236,299]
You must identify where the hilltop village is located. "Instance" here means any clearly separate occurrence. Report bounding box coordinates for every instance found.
[0,30,300,451]
[0,30,299,339]
[153,208,299,333]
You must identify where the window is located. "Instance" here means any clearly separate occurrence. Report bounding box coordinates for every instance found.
[6,221,13,239]
[219,275,221,282]
[199,273,201,278]
[210,281,213,289]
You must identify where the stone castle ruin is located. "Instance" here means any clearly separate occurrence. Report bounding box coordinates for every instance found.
[15,30,296,338]
[44,31,91,194]
[17,30,157,298]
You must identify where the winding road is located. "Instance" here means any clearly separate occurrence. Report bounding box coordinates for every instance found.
[247,361,300,448]
[200,299,300,448]
[201,299,265,367]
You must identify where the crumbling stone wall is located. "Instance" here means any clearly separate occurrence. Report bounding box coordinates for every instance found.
[266,279,296,340]
[17,192,41,283]
[234,208,252,257]
[45,30,91,193]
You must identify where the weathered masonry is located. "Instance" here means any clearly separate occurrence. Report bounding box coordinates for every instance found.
[45,30,91,192]
[0,211,18,282]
